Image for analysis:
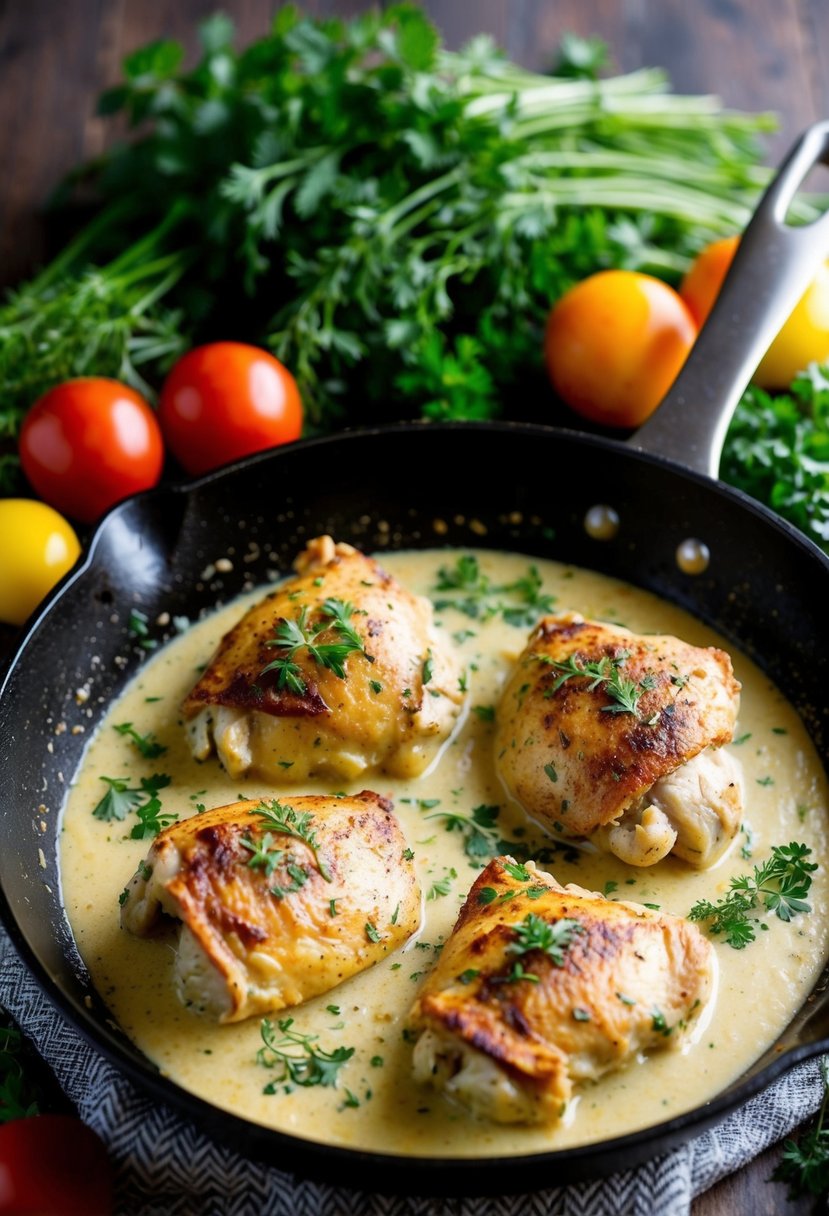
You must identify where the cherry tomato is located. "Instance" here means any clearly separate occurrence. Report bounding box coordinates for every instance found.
[19,379,164,524]
[158,342,303,476]
[544,270,697,429]
[681,236,829,389]
[0,500,81,626]
[678,235,739,328]
[0,1115,113,1214]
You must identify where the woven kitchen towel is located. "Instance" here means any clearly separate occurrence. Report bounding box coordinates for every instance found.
[0,929,822,1216]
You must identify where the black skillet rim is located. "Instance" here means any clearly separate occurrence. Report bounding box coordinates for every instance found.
[2,418,829,1196]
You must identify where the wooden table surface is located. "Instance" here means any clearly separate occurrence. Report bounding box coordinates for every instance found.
[1,1,827,1211]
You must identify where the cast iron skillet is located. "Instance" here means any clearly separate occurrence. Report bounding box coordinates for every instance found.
[2,124,829,1197]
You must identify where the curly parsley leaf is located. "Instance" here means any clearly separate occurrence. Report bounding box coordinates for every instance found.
[688,842,816,948]
[258,1017,354,1090]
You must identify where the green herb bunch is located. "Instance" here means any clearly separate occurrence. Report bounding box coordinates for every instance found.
[0,4,779,487]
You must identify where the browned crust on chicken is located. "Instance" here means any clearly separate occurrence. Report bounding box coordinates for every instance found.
[181,536,464,783]
[410,857,714,1122]
[121,791,420,1022]
[183,542,391,721]
[495,614,740,839]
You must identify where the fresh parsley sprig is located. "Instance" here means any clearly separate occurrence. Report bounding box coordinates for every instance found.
[257,1017,354,1091]
[772,1056,829,1198]
[508,912,584,966]
[425,804,501,862]
[688,842,817,948]
[93,772,173,840]
[538,650,653,721]
[251,800,332,882]
[259,599,367,693]
[113,721,167,759]
[431,556,555,628]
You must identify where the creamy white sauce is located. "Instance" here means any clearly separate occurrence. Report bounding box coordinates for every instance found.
[59,550,829,1157]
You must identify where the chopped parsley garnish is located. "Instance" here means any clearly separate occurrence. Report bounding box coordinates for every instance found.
[544,762,558,783]
[472,705,495,722]
[251,800,332,881]
[426,868,457,900]
[458,969,479,985]
[258,1017,353,1090]
[365,921,381,943]
[503,860,531,882]
[650,1008,673,1036]
[688,842,816,948]
[239,832,284,877]
[508,913,583,965]
[493,961,540,985]
[93,773,173,839]
[431,556,555,627]
[369,679,383,695]
[422,651,434,685]
[538,650,654,720]
[270,862,309,900]
[259,598,368,693]
[113,721,167,759]
[127,608,156,650]
[425,803,500,862]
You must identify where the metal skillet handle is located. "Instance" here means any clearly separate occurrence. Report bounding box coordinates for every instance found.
[631,120,829,478]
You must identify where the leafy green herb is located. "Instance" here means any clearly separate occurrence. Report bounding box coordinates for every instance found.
[0,1025,41,1122]
[0,8,790,491]
[477,887,498,905]
[427,868,457,900]
[572,1008,591,1022]
[538,650,654,720]
[503,860,531,882]
[93,773,172,833]
[458,969,480,985]
[240,833,284,877]
[258,1017,353,1090]
[127,609,157,651]
[650,1008,674,1037]
[259,600,367,692]
[473,705,495,722]
[252,800,332,881]
[508,913,584,965]
[722,364,829,554]
[688,842,817,948]
[422,651,434,686]
[493,961,540,985]
[426,804,501,862]
[365,921,381,943]
[772,1057,829,1198]
[129,779,178,839]
[113,721,167,759]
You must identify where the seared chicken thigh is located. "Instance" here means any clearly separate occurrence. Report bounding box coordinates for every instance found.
[496,613,742,867]
[184,536,464,782]
[411,857,714,1124]
[121,791,420,1022]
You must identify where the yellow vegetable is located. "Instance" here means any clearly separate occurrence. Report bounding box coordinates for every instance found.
[0,499,81,627]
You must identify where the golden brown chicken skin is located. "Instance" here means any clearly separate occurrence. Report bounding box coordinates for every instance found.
[184,536,464,783]
[495,613,742,867]
[410,857,714,1124]
[121,791,421,1023]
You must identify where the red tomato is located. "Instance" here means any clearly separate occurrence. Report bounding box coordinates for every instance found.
[19,379,164,524]
[681,235,829,389]
[158,342,303,476]
[0,1115,113,1215]
[544,270,697,429]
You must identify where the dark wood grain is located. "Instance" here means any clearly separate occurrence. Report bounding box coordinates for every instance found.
[0,2,827,1212]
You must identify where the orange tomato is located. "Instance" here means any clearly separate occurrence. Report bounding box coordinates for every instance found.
[680,237,829,389]
[544,270,697,429]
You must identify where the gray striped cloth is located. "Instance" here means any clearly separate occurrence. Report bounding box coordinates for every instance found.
[0,929,821,1216]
